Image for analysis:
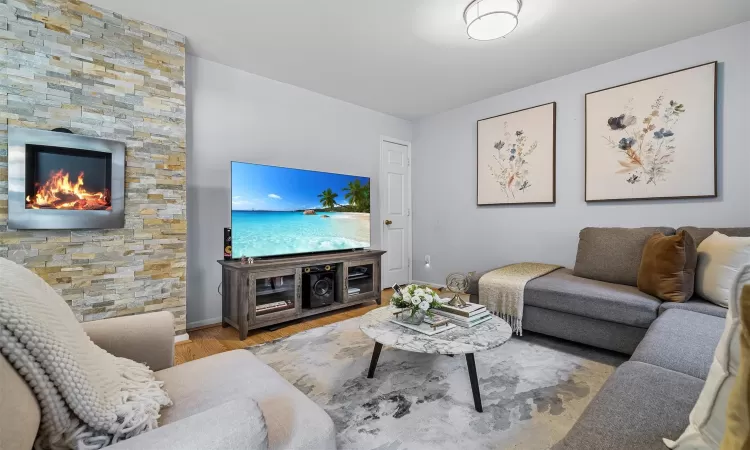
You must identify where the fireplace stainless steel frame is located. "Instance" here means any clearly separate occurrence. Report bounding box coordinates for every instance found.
[8,127,126,230]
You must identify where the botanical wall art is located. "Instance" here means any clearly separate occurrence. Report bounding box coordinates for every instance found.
[585,62,716,201]
[477,102,556,205]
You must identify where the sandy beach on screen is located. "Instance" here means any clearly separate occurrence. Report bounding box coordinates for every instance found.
[329,212,371,243]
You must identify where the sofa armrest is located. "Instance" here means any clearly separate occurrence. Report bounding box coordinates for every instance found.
[82,311,175,371]
[108,398,268,450]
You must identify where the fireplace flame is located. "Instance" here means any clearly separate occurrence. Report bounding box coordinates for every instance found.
[26,170,111,211]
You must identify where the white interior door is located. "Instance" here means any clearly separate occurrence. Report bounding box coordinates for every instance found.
[380,137,412,288]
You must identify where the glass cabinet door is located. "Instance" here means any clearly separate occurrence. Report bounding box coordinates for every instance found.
[347,262,375,299]
[254,271,296,317]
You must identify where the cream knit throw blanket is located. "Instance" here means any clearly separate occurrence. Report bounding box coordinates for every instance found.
[0,258,171,449]
[478,263,562,335]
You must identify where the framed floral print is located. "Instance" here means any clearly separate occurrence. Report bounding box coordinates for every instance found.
[585,62,717,202]
[477,102,556,205]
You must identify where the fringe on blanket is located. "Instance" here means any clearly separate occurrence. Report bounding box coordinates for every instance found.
[488,310,523,336]
[35,358,172,450]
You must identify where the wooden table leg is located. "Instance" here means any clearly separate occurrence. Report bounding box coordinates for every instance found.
[238,273,250,341]
[221,267,229,328]
[367,342,383,378]
[466,353,483,412]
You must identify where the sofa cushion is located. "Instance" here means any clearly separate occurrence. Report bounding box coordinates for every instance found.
[722,285,750,449]
[552,361,704,450]
[524,305,647,355]
[631,309,724,380]
[637,230,697,302]
[695,232,750,308]
[659,296,728,318]
[525,268,661,328]
[573,227,676,287]
[678,226,750,247]
[155,349,336,450]
[109,398,269,450]
[667,270,748,449]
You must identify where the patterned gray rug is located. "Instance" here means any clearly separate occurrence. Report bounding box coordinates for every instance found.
[249,316,625,450]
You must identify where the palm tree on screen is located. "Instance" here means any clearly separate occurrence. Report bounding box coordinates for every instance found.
[318,189,338,209]
[360,181,371,212]
[343,180,366,209]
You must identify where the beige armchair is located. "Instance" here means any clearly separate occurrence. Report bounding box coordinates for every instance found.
[0,312,336,450]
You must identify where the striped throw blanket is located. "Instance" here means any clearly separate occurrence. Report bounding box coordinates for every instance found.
[478,263,562,335]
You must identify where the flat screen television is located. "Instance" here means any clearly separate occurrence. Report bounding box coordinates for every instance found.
[231,162,371,258]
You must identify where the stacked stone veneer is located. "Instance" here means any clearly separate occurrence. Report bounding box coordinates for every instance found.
[0,0,187,335]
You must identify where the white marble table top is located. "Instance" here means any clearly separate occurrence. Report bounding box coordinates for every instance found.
[359,307,513,355]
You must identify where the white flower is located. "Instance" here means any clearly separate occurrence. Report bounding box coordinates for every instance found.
[414,288,425,296]
[411,296,421,306]
[418,301,430,311]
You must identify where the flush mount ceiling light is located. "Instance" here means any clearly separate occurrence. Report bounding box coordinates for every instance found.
[463,0,522,41]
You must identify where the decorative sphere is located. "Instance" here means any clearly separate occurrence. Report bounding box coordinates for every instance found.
[445,272,471,294]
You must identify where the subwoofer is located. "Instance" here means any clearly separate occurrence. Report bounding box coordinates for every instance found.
[302,267,336,308]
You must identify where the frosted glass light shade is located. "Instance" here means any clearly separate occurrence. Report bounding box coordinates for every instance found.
[464,0,521,41]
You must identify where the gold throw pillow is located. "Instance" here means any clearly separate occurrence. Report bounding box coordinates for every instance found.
[637,230,697,302]
[722,284,750,449]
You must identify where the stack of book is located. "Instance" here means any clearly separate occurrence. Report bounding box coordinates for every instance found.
[434,302,492,328]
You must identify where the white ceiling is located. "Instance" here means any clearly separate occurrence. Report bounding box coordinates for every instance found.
[88,0,750,120]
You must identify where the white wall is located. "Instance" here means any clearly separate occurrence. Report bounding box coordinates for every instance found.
[187,56,412,328]
[412,22,750,285]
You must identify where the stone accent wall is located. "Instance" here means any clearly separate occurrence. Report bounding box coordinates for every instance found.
[0,0,187,335]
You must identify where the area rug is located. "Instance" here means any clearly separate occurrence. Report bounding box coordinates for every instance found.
[249,316,626,450]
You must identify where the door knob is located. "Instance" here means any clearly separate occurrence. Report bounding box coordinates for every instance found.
[384,220,393,225]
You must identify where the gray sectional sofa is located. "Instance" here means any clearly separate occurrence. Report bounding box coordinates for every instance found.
[469,226,750,449]
[553,308,725,449]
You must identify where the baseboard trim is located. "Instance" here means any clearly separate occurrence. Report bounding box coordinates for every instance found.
[187,317,222,331]
[411,280,446,289]
[174,333,190,344]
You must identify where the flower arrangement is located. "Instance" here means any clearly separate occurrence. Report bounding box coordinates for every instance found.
[602,95,686,185]
[390,284,443,320]
[488,124,538,199]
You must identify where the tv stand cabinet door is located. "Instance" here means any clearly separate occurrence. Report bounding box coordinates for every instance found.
[249,268,301,328]
[344,258,381,304]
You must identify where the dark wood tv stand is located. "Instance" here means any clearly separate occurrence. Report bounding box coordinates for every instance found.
[218,249,386,340]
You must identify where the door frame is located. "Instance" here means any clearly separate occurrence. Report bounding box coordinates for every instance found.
[379,136,413,289]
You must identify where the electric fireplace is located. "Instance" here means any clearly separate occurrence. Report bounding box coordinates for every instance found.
[8,127,125,230]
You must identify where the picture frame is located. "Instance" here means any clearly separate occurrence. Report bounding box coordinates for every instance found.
[585,62,717,202]
[477,102,556,206]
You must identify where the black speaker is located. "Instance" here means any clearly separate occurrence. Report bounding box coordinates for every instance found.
[223,228,232,260]
[303,267,336,308]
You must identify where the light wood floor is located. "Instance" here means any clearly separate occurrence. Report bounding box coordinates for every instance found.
[174,290,394,365]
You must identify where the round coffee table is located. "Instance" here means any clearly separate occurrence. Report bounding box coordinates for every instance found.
[359,307,512,412]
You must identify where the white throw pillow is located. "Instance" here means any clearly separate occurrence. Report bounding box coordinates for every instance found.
[695,232,750,307]
[665,265,750,449]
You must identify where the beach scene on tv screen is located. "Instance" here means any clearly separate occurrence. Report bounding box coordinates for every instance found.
[231,162,371,258]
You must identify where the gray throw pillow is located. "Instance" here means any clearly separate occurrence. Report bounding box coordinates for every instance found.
[573,227,676,287]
